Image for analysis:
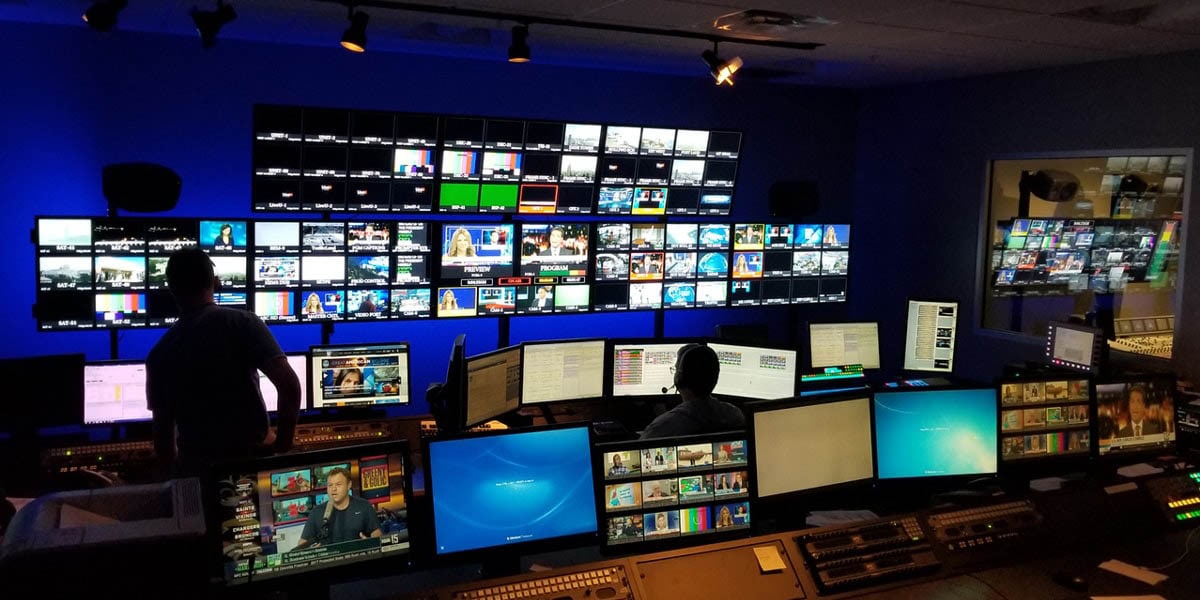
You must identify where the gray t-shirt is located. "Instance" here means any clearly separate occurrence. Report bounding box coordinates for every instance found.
[299,495,379,546]
[639,396,746,439]
[146,304,283,466]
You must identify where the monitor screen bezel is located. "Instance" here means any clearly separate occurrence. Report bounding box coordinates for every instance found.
[1044,320,1104,374]
[518,337,608,406]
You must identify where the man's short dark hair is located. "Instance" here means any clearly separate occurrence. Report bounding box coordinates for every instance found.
[675,344,720,396]
[325,466,352,485]
[166,247,215,297]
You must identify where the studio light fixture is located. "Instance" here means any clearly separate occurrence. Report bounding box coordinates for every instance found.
[341,7,370,53]
[701,42,743,86]
[82,0,128,32]
[192,1,237,49]
[508,24,531,63]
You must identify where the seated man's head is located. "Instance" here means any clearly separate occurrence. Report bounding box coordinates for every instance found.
[673,344,720,397]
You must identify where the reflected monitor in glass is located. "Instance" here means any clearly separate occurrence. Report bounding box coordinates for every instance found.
[873,387,999,480]
[464,345,521,428]
[809,321,880,370]
[750,395,873,498]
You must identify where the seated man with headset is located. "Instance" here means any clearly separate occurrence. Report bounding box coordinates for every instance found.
[640,343,745,439]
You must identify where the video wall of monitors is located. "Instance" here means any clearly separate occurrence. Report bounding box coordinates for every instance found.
[252,106,741,216]
[34,217,851,330]
[999,378,1092,463]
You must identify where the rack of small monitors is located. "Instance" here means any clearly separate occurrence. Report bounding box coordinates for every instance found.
[252,105,742,216]
[34,218,851,330]
[999,377,1093,463]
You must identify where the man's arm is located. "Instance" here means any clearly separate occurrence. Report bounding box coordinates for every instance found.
[145,366,176,478]
[261,355,301,453]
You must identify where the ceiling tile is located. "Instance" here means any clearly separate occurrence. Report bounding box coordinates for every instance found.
[862,2,1031,32]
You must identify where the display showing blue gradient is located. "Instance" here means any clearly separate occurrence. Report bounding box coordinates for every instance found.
[429,426,597,554]
[873,388,998,479]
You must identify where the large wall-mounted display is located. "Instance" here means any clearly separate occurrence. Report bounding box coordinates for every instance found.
[34,218,851,330]
[252,106,741,216]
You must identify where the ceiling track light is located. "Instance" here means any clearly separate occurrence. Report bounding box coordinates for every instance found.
[192,1,237,49]
[82,0,128,32]
[341,7,370,53]
[701,41,743,86]
[508,24,531,63]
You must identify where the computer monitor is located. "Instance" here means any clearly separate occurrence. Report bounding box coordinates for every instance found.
[1045,320,1103,373]
[750,396,873,498]
[594,432,750,550]
[707,341,797,401]
[308,342,410,409]
[204,440,412,588]
[903,299,959,373]
[258,353,308,414]
[809,321,881,370]
[999,377,1092,465]
[464,345,521,428]
[520,339,606,405]
[610,340,693,398]
[83,361,150,425]
[1095,374,1176,457]
[426,424,597,560]
[0,353,84,431]
[872,387,999,480]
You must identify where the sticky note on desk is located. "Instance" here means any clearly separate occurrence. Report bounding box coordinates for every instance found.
[1098,559,1168,585]
[753,545,787,573]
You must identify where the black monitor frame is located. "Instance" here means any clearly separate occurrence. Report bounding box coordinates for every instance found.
[0,352,85,432]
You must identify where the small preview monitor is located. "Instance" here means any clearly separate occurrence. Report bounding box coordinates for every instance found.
[903,299,959,373]
[439,223,514,280]
[1045,320,1103,373]
[610,341,691,398]
[520,339,606,405]
[205,441,412,587]
[258,353,309,414]
[1096,375,1176,457]
[751,396,873,498]
[873,387,999,480]
[309,342,410,409]
[426,424,597,556]
[707,342,798,401]
[464,346,521,429]
[999,377,1092,464]
[809,322,881,370]
[83,360,150,425]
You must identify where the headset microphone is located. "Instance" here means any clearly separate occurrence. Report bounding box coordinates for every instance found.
[661,384,676,394]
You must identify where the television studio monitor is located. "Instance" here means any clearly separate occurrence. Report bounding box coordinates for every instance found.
[707,341,798,401]
[1044,320,1104,373]
[809,321,881,370]
[520,338,606,406]
[1095,374,1176,458]
[464,345,521,428]
[750,395,874,499]
[425,424,597,570]
[872,387,999,481]
[204,440,412,589]
[308,342,410,410]
[903,299,959,374]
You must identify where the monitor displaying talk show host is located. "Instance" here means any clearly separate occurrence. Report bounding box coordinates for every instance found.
[611,341,692,397]
[309,342,410,409]
[903,299,959,373]
[809,322,881,370]
[751,396,873,498]
[464,345,521,429]
[873,387,999,480]
[520,339,606,405]
[426,424,597,556]
[1095,375,1176,457]
[205,440,412,586]
[707,342,797,400]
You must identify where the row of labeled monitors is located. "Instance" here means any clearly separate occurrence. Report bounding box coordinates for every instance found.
[35,217,852,330]
[252,106,741,214]
[202,372,1178,587]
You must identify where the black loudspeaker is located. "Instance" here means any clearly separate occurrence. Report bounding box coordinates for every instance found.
[768,180,819,219]
[102,163,182,212]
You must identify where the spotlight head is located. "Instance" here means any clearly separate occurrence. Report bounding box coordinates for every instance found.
[192,2,237,49]
[341,10,370,53]
[82,0,128,32]
[508,25,531,63]
[701,48,743,86]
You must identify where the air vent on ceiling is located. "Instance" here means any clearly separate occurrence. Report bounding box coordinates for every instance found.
[713,9,837,34]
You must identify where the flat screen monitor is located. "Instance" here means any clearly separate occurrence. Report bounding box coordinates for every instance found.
[464,345,521,428]
[308,342,410,409]
[1096,375,1175,456]
[204,441,411,587]
[426,424,597,556]
[610,341,692,398]
[0,353,84,430]
[83,361,150,424]
[999,377,1092,463]
[439,223,514,280]
[1045,320,1103,373]
[707,342,797,400]
[258,353,308,414]
[809,322,881,370]
[903,299,959,373]
[751,396,873,498]
[873,387,998,480]
[520,339,606,405]
[594,432,750,549]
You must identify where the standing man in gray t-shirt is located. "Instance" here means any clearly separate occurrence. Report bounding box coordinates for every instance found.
[146,247,301,477]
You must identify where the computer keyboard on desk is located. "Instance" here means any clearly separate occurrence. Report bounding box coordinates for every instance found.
[443,566,631,600]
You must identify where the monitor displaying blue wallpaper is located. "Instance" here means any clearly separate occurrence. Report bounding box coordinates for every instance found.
[873,387,998,480]
[427,425,596,555]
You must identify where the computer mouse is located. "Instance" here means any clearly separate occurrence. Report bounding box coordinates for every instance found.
[1052,570,1088,592]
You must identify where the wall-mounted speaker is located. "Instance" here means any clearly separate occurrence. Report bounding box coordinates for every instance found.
[768,180,819,219]
[102,163,182,213]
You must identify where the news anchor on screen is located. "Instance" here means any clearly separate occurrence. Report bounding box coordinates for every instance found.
[539,227,576,256]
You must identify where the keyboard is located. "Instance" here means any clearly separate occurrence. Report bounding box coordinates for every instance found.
[1109,334,1173,359]
[448,566,630,600]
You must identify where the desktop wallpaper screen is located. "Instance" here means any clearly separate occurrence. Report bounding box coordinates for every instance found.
[873,388,998,479]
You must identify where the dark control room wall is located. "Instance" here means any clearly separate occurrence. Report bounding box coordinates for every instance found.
[852,50,1199,383]
[0,22,859,410]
